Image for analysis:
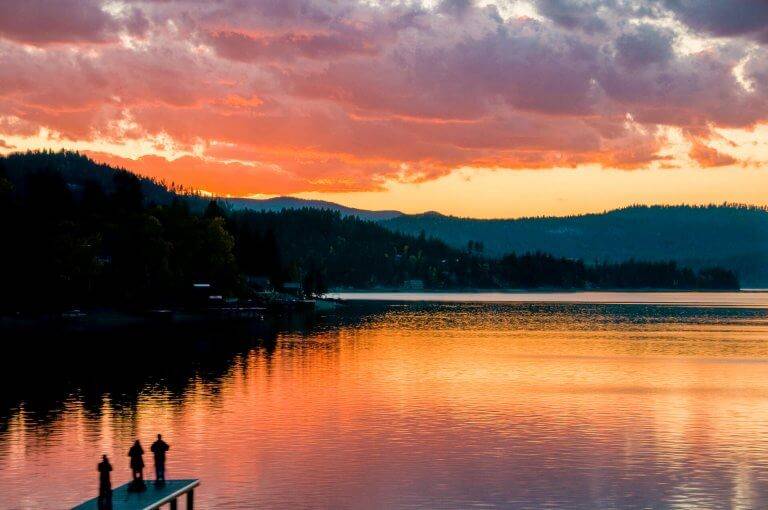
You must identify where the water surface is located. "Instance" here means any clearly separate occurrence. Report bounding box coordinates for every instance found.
[332,290,768,307]
[2,294,768,509]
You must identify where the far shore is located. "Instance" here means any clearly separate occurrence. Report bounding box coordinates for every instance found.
[2,288,764,330]
[329,287,750,294]
[327,289,768,308]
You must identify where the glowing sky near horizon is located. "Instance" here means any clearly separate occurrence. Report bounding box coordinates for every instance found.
[1,0,768,217]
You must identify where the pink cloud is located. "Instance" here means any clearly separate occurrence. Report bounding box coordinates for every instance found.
[0,0,147,46]
[208,30,380,62]
[0,0,765,195]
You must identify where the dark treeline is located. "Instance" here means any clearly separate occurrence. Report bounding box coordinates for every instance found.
[382,202,768,286]
[0,161,239,312]
[0,151,739,312]
[498,253,738,290]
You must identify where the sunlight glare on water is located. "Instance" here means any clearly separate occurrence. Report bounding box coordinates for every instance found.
[2,296,768,509]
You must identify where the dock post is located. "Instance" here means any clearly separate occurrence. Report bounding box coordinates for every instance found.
[170,497,177,510]
[187,489,194,510]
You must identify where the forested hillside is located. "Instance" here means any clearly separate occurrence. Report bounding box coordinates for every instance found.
[0,151,740,312]
[382,206,768,286]
[224,196,402,221]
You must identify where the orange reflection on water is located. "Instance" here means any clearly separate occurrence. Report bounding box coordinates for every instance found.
[2,303,768,508]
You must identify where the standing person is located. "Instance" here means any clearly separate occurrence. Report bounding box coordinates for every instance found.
[97,455,112,510]
[127,440,146,491]
[150,434,170,483]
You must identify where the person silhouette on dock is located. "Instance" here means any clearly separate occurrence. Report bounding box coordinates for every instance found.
[150,434,170,484]
[97,454,113,510]
[127,440,146,492]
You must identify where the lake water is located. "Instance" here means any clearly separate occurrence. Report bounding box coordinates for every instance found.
[2,293,768,509]
[331,290,768,307]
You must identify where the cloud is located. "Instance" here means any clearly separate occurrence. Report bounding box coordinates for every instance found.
[0,0,764,195]
[614,24,674,68]
[534,0,610,33]
[207,30,380,62]
[688,138,737,168]
[662,1,768,43]
[290,17,603,119]
[86,150,406,195]
[0,0,147,45]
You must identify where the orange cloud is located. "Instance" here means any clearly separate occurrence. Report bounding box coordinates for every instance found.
[688,139,738,168]
[86,151,406,195]
[0,0,765,199]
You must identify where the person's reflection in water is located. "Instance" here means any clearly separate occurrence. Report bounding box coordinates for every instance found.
[97,455,112,510]
[150,434,170,485]
[127,440,146,492]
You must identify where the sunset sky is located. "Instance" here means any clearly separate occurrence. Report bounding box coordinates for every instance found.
[1,0,768,217]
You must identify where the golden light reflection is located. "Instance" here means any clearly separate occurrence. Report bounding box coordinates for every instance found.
[2,305,768,508]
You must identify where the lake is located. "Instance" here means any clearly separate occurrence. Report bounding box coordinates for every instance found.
[2,293,768,509]
[331,290,768,307]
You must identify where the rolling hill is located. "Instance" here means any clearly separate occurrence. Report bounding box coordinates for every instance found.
[381,205,768,287]
[223,196,402,221]
[222,193,768,287]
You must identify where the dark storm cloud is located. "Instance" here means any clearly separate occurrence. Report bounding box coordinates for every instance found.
[663,0,768,43]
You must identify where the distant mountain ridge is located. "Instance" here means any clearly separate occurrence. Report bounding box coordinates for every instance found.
[223,196,403,221]
[381,205,768,287]
[193,196,768,287]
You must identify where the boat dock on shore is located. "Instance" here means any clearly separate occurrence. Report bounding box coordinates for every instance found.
[71,479,199,510]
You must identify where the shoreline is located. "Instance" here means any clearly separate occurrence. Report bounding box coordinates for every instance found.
[1,289,764,330]
[329,287,747,294]
[328,289,768,308]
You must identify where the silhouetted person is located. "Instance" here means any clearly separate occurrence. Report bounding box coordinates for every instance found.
[97,455,112,510]
[127,440,146,492]
[150,434,170,483]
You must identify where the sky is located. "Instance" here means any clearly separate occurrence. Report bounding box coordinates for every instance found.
[1,0,768,218]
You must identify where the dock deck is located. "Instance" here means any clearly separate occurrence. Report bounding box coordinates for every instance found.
[72,479,199,510]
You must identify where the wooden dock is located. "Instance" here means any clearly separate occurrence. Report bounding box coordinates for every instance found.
[71,479,199,510]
